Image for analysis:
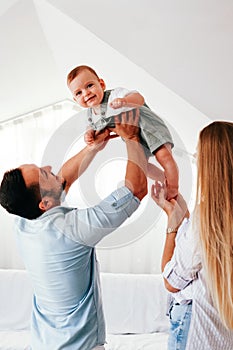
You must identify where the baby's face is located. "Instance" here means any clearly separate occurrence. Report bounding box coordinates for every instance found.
[68,69,105,108]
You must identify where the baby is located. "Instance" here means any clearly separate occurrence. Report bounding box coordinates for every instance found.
[67,65,179,199]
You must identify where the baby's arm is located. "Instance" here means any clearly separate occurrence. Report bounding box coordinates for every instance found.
[154,144,179,200]
[109,92,144,109]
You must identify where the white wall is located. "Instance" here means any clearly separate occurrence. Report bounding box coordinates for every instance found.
[0,101,199,274]
[0,0,212,273]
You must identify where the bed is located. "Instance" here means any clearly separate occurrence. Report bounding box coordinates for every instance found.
[0,269,169,349]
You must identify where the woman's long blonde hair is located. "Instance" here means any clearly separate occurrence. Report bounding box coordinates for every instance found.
[195,121,233,329]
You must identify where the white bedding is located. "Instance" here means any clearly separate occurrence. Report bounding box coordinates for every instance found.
[106,333,169,350]
[0,331,30,350]
[0,270,169,350]
[0,270,33,331]
[0,331,168,350]
[101,273,169,334]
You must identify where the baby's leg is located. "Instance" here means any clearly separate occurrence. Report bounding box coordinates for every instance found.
[154,144,179,200]
[147,161,165,183]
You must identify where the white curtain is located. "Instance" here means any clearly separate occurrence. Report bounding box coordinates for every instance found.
[0,101,196,273]
[0,100,81,268]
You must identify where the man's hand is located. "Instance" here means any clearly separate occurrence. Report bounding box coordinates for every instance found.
[151,181,189,230]
[84,128,109,148]
[110,109,140,140]
[87,128,119,152]
[84,128,95,145]
[86,128,111,151]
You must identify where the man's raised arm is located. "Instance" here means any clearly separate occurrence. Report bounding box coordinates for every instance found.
[58,129,110,194]
[58,109,147,200]
[112,109,148,201]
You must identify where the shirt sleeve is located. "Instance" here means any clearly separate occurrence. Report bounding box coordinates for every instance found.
[163,218,202,290]
[109,87,139,100]
[68,186,140,246]
[105,87,139,118]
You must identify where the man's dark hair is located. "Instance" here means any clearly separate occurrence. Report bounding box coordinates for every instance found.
[0,168,43,219]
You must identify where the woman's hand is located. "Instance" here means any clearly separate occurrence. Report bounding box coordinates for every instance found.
[151,181,189,231]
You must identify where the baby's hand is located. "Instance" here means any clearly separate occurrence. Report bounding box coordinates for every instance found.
[109,98,126,109]
[84,129,95,145]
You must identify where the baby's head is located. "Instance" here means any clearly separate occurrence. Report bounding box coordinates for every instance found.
[67,65,106,108]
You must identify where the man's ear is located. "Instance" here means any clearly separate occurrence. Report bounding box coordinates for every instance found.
[39,196,55,211]
[99,78,106,91]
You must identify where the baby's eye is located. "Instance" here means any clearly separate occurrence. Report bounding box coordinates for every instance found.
[75,91,81,96]
[87,83,93,88]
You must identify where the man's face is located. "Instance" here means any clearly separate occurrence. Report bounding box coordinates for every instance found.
[20,164,64,202]
[68,69,106,108]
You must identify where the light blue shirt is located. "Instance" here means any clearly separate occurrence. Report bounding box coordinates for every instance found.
[15,186,140,350]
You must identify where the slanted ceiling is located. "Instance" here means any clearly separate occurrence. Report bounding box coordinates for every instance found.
[0,0,232,123]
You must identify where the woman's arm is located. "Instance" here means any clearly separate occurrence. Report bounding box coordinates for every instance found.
[151,182,197,292]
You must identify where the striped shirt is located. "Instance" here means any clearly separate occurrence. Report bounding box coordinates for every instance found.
[163,218,233,349]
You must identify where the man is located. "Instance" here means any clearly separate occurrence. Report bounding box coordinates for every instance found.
[0,111,147,350]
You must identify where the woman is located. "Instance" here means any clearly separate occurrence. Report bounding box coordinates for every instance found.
[152,121,233,350]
